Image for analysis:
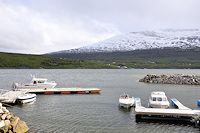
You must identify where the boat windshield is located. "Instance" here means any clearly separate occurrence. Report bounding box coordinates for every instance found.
[152,97,167,101]
[162,97,167,101]
[38,80,45,83]
[121,94,129,99]
[152,97,156,101]
[157,97,162,101]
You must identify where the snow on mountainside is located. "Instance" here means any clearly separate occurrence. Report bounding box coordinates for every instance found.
[52,29,200,54]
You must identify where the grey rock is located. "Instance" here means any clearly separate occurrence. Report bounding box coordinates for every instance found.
[139,74,200,85]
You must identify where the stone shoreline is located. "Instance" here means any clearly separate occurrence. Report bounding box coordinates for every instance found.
[0,103,29,133]
[139,74,200,85]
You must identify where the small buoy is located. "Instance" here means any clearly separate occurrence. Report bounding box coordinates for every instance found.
[197,100,200,107]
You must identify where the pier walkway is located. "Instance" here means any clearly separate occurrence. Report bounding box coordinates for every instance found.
[25,87,101,95]
[0,87,101,104]
[134,97,200,125]
[171,98,191,110]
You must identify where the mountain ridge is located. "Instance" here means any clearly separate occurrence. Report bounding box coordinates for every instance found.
[46,29,200,69]
[49,29,200,54]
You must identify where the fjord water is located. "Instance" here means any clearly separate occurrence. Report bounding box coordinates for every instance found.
[1,69,200,133]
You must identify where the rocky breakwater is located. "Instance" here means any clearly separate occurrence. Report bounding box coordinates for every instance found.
[139,74,200,85]
[0,103,29,133]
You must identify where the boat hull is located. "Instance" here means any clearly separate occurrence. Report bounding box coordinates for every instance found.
[149,104,169,109]
[17,94,37,104]
[18,97,36,104]
[148,101,170,108]
[119,103,133,108]
[14,84,57,90]
[119,98,135,109]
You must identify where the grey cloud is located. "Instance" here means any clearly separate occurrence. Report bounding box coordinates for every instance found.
[0,0,200,54]
[0,0,120,54]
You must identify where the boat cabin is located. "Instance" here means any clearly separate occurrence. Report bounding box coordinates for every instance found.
[120,93,132,99]
[150,92,168,102]
[149,91,170,108]
[32,78,48,84]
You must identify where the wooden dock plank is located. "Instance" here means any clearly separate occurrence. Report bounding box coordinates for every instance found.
[26,87,101,94]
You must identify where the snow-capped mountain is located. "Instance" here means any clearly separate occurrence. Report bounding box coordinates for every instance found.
[51,29,200,54]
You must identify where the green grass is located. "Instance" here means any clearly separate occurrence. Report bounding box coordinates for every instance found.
[49,48,200,69]
[1,50,200,69]
[111,57,200,69]
[0,52,114,69]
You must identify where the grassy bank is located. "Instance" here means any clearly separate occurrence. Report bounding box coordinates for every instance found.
[114,57,200,69]
[49,48,200,69]
[1,50,200,69]
[0,52,114,69]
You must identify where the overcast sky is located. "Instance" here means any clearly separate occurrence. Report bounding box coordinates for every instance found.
[0,0,200,54]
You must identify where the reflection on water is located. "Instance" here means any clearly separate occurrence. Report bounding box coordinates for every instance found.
[118,106,132,112]
[0,69,200,132]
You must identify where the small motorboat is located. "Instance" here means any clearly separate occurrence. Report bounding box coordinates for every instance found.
[148,91,170,108]
[17,93,36,104]
[12,76,57,90]
[119,93,135,109]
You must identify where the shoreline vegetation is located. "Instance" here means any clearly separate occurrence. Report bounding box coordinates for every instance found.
[139,74,200,85]
[1,52,200,69]
[0,52,115,69]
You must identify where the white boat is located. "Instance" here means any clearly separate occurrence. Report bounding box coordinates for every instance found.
[148,91,170,108]
[119,93,135,108]
[12,77,57,90]
[17,93,36,104]
[0,89,27,104]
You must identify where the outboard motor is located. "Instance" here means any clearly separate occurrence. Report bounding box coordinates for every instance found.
[12,82,18,89]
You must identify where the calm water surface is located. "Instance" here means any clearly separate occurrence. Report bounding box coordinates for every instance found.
[0,69,200,133]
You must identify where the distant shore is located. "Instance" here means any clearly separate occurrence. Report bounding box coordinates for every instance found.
[1,52,200,69]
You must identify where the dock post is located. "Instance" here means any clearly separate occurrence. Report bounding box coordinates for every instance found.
[193,116,200,127]
[135,114,142,123]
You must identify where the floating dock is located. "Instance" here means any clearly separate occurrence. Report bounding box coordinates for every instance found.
[0,88,101,104]
[23,88,101,95]
[171,98,191,110]
[0,89,26,104]
[134,98,200,126]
